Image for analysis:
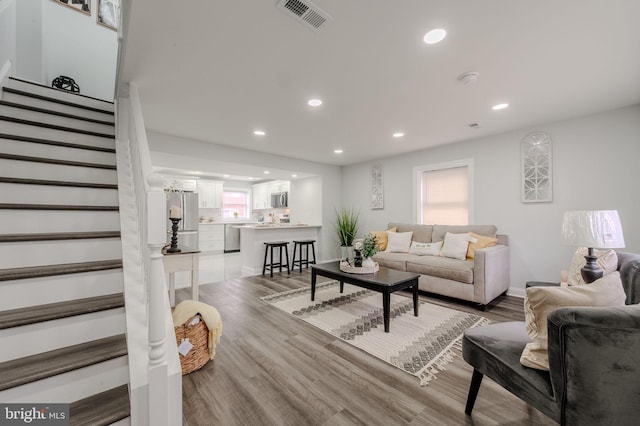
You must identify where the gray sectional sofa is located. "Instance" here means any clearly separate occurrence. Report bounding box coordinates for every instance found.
[372,223,510,309]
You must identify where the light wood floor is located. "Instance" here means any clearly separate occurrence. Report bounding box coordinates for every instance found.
[176,269,557,426]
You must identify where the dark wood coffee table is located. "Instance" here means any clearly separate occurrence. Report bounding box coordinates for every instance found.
[311,261,420,332]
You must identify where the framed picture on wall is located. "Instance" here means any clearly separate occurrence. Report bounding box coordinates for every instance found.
[97,0,120,31]
[53,0,91,16]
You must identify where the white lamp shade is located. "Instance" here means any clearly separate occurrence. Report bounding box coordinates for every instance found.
[561,210,625,248]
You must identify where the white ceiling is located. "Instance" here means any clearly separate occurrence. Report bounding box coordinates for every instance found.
[120,0,640,169]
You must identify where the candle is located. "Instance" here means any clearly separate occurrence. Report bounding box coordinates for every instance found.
[169,205,182,219]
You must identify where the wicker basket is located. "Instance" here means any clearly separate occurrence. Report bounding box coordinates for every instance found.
[174,314,209,375]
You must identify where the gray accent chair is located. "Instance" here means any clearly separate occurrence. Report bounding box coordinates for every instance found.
[462,251,640,425]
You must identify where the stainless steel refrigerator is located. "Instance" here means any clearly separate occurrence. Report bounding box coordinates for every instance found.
[166,191,199,250]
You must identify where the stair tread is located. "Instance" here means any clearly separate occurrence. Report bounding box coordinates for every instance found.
[0,203,119,211]
[0,152,116,169]
[0,293,124,330]
[0,115,114,139]
[8,77,115,106]
[3,86,114,115]
[70,384,130,426]
[0,334,126,391]
[0,231,121,242]
[0,133,115,153]
[0,100,115,126]
[0,177,118,189]
[0,259,123,282]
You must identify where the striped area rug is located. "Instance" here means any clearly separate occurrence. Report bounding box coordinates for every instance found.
[261,281,489,385]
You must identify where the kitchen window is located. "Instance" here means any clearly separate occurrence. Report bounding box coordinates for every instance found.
[413,159,474,225]
[222,191,249,219]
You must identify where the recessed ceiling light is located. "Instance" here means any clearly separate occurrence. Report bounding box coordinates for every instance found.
[291,174,297,178]
[334,149,343,154]
[423,28,446,44]
[264,171,270,174]
[492,103,509,111]
[223,174,230,178]
[308,98,323,107]
[247,177,255,180]
[254,130,266,136]
[393,132,405,138]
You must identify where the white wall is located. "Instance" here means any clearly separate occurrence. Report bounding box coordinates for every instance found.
[13,0,118,100]
[341,105,640,295]
[146,131,344,263]
[0,0,16,81]
[290,176,322,226]
[15,0,42,82]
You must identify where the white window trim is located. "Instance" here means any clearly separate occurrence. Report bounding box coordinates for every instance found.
[412,158,475,224]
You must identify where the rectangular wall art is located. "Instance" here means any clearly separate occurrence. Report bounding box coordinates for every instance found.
[371,165,384,209]
[53,0,91,16]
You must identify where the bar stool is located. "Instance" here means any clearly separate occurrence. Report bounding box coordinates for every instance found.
[291,239,317,273]
[262,241,291,277]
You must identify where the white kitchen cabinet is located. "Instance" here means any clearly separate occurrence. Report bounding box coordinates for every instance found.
[197,180,223,208]
[252,180,290,210]
[252,182,270,209]
[269,180,290,194]
[199,224,224,252]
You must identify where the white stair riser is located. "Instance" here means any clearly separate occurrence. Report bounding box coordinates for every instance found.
[0,238,122,268]
[0,105,115,135]
[0,158,117,184]
[1,91,114,123]
[5,79,114,112]
[110,417,131,426]
[0,356,127,403]
[0,121,114,150]
[0,309,125,362]
[0,183,118,206]
[0,210,120,234]
[0,138,116,165]
[0,268,123,311]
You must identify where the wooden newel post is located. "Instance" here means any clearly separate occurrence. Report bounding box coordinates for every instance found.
[147,175,170,425]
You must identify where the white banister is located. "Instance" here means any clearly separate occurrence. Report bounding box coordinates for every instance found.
[116,84,182,426]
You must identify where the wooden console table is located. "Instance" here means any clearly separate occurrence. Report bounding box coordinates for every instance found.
[162,246,200,307]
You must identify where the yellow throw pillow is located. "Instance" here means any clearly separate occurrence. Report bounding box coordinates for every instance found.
[466,232,498,259]
[371,226,396,251]
[520,272,626,371]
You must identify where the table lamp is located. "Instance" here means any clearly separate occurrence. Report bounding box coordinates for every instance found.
[561,210,625,283]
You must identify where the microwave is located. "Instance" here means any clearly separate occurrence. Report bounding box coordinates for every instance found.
[271,192,288,208]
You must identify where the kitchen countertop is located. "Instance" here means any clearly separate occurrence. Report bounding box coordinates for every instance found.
[236,224,320,229]
[199,220,259,225]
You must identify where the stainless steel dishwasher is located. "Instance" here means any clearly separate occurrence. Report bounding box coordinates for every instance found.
[224,224,241,253]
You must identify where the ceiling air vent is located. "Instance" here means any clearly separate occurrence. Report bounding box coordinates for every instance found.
[276,0,332,32]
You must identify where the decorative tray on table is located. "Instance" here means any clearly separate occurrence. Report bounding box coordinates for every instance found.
[339,260,379,274]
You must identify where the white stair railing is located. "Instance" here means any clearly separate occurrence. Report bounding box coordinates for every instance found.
[116,83,182,426]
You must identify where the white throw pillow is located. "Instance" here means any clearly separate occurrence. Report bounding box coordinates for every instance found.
[520,271,626,370]
[409,241,443,256]
[439,232,477,260]
[385,231,413,253]
[567,247,618,286]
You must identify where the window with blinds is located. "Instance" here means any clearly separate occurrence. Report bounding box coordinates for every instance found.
[415,160,473,225]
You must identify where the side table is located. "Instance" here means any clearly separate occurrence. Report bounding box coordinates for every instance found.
[162,246,200,307]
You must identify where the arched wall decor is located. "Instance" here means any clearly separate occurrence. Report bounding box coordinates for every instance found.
[521,131,552,203]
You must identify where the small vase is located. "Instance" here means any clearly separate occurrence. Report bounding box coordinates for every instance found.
[340,246,355,263]
[362,257,375,269]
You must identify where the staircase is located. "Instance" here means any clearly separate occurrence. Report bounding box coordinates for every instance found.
[0,77,130,425]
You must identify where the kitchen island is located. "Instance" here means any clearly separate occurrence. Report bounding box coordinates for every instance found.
[237,224,321,276]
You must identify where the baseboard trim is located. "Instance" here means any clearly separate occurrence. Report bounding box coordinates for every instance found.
[507,286,525,299]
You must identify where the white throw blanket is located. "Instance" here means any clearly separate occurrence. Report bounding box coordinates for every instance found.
[172,300,223,360]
